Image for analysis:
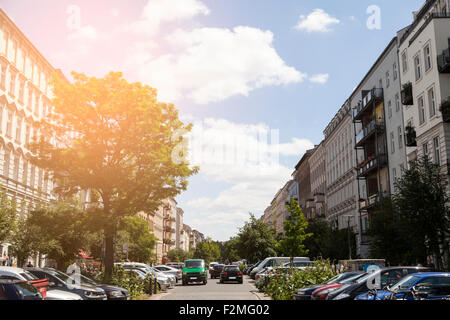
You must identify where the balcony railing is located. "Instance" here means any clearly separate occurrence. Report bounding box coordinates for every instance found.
[314,193,325,204]
[359,192,389,211]
[163,239,175,245]
[355,119,385,146]
[306,199,315,209]
[438,47,450,73]
[405,126,417,147]
[354,88,383,120]
[357,155,388,177]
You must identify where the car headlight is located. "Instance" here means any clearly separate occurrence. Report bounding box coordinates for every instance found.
[108,290,123,297]
[334,293,350,300]
[295,291,305,295]
[84,291,98,298]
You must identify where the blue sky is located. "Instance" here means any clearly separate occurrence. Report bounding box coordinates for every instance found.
[1,0,425,241]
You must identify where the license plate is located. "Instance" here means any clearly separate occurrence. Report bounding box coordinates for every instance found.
[190,277,198,280]
[229,277,236,279]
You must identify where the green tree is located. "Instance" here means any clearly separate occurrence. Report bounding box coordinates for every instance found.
[276,198,313,269]
[167,248,192,262]
[193,238,220,264]
[115,215,157,263]
[235,213,277,264]
[30,72,198,281]
[221,237,240,264]
[392,156,450,269]
[0,190,17,244]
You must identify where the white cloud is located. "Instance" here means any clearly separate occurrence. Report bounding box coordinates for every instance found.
[294,9,340,33]
[128,0,210,34]
[309,73,329,84]
[127,27,306,104]
[180,117,313,240]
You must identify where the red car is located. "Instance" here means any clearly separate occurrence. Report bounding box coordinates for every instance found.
[0,267,49,299]
[311,272,366,300]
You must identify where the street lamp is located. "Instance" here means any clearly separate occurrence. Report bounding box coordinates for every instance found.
[342,215,354,260]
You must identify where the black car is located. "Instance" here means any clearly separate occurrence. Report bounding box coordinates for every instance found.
[79,274,130,300]
[327,267,432,300]
[220,265,243,284]
[294,272,365,300]
[0,280,43,300]
[210,264,225,279]
[245,261,261,275]
[27,268,107,300]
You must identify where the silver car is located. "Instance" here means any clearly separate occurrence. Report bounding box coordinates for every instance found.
[154,265,182,282]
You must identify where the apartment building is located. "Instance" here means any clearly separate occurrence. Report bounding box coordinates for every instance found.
[175,208,184,250]
[292,148,315,220]
[308,141,327,219]
[399,0,450,177]
[0,9,59,266]
[181,224,191,252]
[267,180,294,234]
[351,37,407,257]
[323,101,359,242]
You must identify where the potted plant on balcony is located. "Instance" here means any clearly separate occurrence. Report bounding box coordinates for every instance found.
[405,124,417,147]
[401,82,413,105]
[439,96,450,122]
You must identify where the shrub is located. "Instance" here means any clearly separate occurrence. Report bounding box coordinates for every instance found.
[262,259,337,300]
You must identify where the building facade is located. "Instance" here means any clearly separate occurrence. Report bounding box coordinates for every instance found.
[308,141,327,219]
[292,149,315,220]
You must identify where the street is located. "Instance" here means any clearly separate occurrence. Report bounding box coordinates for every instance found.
[155,276,265,300]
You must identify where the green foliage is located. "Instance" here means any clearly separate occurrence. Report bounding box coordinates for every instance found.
[220,237,241,264]
[260,259,337,300]
[193,238,220,264]
[115,215,157,263]
[235,213,277,264]
[0,190,17,243]
[9,213,43,267]
[108,266,155,299]
[30,71,198,280]
[276,198,312,267]
[303,219,357,261]
[167,248,192,262]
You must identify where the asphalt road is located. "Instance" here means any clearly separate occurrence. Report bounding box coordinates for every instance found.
[157,275,262,300]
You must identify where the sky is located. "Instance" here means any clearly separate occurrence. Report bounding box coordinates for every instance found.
[0,0,425,241]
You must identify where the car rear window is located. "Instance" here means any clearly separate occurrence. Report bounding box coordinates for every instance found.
[20,272,37,281]
[224,266,240,272]
[15,282,40,297]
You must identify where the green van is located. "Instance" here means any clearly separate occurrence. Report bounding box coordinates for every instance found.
[182,259,207,285]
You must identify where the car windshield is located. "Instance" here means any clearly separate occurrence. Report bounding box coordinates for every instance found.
[390,275,420,291]
[20,272,37,281]
[224,266,240,272]
[185,261,204,268]
[341,273,366,284]
[357,270,381,284]
[78,274,97,286]
[46,269,71,282]
[15,282,40,297]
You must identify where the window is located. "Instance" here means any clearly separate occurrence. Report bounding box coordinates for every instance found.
[0,63,6,90]
[18,79,25,104]
[423,142,429,156]
[414,54,422,81]
[398,126,403,149]
[433,137,441,166]
[424,44,432,71]
[390,132,395,154]
[393,62,398,80]
[30,165,35,188]
[393,168,397,182]
[23,160,28,185]
[393,94,399,113]
[15,117,22,143]
[388,100,392,118]
[27,87,33,112]
[379,78,383,88]
[386,71,390,88]
[3,149,10,178]
[418,96,425,125]
[428,87,436,118]
[13,154,19,181]
[34,93,39,116]
[25,125,30,145]
[9,72,15,96]
[402,51,408,73]
[6,111,12,137]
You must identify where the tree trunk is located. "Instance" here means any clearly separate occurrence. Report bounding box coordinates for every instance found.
[102,194,115,283]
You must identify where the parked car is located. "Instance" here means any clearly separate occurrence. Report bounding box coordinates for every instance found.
[282,261,315,269]
[245,261,262,275]
[250,257,310,279]
[327,266,432,300]
[27,268,107,300]
[355,272,450,300]
[220,265,243,284]
[208,262,219,274]
[294,272,365,300]
[166,262,184,270]
[154,265,182,283]
[122,266,170,291]
[0,266,49,299]
[210,264,225,279]
[182,259,207,285]
[0,280,43,300]
[78,274,130,300]
[115,262,175,289]
[311,272,367,300]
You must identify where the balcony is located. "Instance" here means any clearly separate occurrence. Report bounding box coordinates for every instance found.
[163,239,175,245]
[405,125,417,147]
[353,88,383,121]
[356,155,388,178]
[440,98,450,122]
[164,226,176,233]
[401,82,413,105]
[306,199,315,209]
[314,193,325,204]
[359,192,388,211]
[355,119,385,147]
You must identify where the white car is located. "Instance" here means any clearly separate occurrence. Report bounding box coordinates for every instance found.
[154,265,182,282]
[46,289,83,300]
[0,266,47,298]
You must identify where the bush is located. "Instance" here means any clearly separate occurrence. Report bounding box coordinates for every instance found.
[239,264,246,272]
[261,259,337,300]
